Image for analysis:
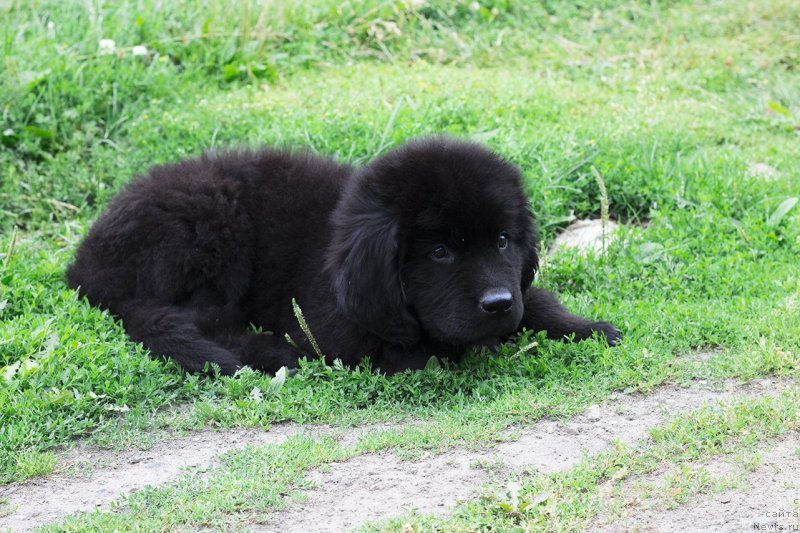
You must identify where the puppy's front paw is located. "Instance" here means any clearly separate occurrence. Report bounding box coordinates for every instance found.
[591,321,621,346]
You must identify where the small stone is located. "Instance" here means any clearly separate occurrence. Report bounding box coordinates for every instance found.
[586,404,602,421]
[549,219,619,255]
[747,163,778,180]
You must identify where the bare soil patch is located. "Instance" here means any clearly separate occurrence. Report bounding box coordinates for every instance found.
[0,422,397,532]
[257,377,792,532]
[0,427,292,531]
[0,377,792,532]
[591,432,800,532]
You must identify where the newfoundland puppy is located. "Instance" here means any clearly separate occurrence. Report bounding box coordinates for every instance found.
[67,137,619,375]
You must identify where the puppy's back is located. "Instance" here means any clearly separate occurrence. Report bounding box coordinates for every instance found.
[67,149,352,311]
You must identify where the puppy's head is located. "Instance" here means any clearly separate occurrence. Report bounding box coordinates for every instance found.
[326,137,538,348]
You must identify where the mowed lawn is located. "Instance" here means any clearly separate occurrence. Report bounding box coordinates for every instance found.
[1,0,799,530]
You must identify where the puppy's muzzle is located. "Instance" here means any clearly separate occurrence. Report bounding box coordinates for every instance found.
[479,288,513,315]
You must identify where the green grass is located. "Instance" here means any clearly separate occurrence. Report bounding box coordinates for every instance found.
[1,0,799,527]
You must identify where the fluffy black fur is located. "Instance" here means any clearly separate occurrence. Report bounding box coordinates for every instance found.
[67,137,619,375]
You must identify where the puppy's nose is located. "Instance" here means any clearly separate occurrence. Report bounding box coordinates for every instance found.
[479,288,513,314]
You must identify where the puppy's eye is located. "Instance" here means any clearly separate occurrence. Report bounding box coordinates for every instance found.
[498,233,509,249]
[431,245,449,260]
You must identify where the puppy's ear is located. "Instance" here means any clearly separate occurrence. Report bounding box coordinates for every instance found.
[520,208,540,290]
[326,177,420,347]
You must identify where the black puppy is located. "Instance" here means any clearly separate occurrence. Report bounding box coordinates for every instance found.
[67,137,619,374]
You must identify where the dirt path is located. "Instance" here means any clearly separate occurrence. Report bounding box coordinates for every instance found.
[0,378,793,532]
[0,422,396,532]
[0,427,292,531]
[592,433,800,532]
[255,377,792,532]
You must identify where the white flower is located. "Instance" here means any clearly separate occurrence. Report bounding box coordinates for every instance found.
[99,39,116,55]
[470,2,481,11]
[384,21,401,36]
[132,45,148,56]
